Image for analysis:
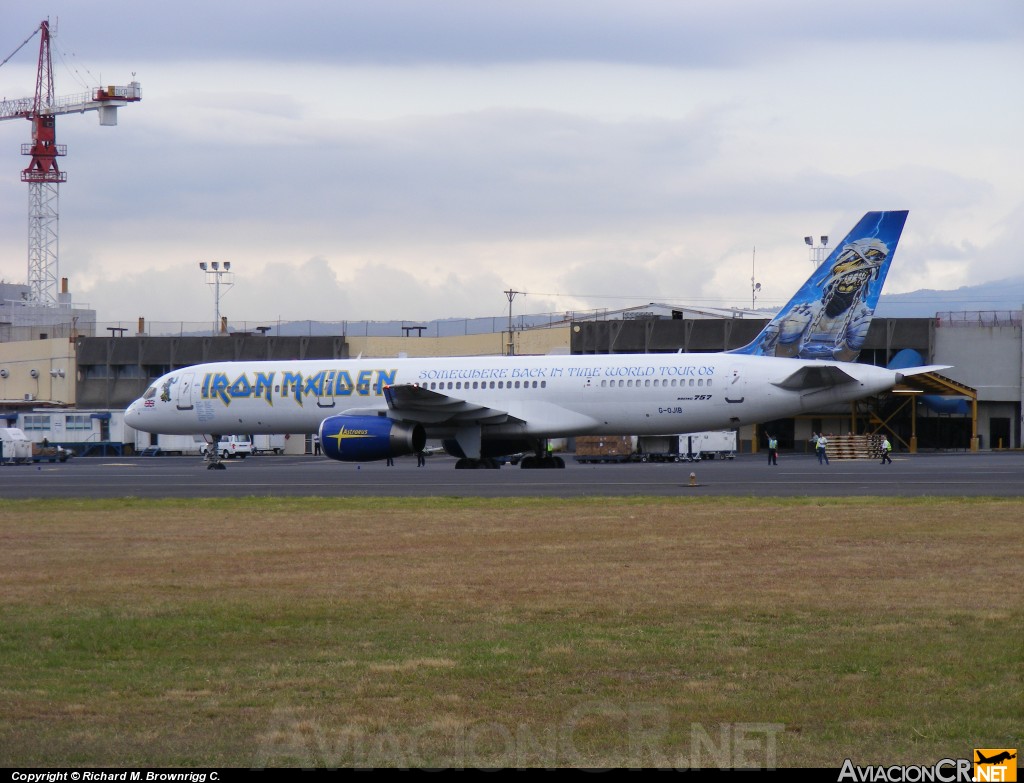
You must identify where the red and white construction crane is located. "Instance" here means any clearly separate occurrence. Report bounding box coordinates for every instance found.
[0,19,141,306]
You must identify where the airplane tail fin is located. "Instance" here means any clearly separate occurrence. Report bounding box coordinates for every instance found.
[729,210,909,361]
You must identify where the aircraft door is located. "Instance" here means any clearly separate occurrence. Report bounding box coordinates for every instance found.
[725,365,746,404]
[175,373,195,411]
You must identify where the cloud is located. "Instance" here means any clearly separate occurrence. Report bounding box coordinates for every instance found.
[2,0,1023,325]
[13,1,1020,66]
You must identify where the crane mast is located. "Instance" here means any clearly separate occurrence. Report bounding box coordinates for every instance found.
[22,21,64,307]
[0,20,141,307]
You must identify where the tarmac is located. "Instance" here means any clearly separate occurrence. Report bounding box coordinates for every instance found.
[3,450,1024,500]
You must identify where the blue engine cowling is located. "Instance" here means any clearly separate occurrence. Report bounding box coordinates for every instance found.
[319,415,426,462]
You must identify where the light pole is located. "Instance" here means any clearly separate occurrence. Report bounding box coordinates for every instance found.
[199,261,234,335]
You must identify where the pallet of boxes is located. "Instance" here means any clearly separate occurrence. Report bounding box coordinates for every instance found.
[574,435,637,464]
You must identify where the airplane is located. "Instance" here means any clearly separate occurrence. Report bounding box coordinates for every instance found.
[126,210,947,469]
[976,751,1016,765]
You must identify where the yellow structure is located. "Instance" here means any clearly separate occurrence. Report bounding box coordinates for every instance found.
[0,338,76,406]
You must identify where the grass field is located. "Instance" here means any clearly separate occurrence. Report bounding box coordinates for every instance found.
[1,496,1020,768]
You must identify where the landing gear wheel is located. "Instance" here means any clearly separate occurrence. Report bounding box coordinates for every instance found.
[203,442,227,470]
[519,455,565,469]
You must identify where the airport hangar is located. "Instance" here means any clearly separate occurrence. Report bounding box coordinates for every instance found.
[0,293,1019,457]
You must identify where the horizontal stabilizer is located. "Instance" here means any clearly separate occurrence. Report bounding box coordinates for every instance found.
[895,365,952,379]
[772,364,861,391]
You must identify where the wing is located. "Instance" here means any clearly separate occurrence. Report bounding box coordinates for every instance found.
[382,383,523,426]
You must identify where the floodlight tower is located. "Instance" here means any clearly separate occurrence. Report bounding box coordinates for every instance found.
[199,261,234,335]
[804,234,830,269]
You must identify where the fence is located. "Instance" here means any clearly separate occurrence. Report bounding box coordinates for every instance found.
[2,309,644,343]
[936,311,1022,328]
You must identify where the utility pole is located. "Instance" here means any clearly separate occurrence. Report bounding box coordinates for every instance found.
[504,289,523,356]
[751,246,761,309]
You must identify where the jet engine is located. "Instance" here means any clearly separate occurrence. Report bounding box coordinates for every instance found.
[319,415,426,462]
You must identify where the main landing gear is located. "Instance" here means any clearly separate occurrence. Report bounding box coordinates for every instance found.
[443,438,567,470]
[519,454,565,469]
[517,439,565,469]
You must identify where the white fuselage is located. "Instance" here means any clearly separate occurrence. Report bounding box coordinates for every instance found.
[125,352,903,440]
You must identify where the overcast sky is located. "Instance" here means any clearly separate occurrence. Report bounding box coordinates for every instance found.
[1,0,1022,326]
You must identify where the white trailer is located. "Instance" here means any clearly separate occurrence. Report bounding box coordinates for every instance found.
[683,430,736,460]
[635,435,688,462]
[635,431,736,462]
[251,434,286,455]
[0,428,33,464]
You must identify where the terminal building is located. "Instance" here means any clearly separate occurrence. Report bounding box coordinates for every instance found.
[0,302,1020,456]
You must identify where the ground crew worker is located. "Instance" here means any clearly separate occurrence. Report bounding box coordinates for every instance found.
[881,436,893,465]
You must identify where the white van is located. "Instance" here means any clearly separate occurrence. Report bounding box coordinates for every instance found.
[216,435,253,459]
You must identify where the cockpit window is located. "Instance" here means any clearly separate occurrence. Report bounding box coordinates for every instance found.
[142,386,157,400]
